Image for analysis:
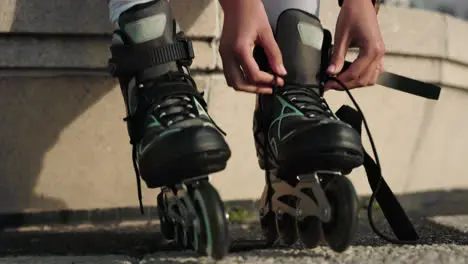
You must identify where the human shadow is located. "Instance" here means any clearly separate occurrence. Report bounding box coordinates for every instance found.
[0,212,466,259]
[0,0,213,214]
[1,190,467,258]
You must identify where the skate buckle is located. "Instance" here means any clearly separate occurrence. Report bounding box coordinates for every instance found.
[177,37,195,67]
[296,208,303,218]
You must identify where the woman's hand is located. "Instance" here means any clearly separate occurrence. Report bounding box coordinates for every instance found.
[218,0,287,94]
[325,0,385,90]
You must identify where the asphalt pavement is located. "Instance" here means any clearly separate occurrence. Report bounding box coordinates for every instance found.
[0,210,467,264]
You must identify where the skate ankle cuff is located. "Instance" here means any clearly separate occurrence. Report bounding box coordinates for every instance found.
[108,36,194,77]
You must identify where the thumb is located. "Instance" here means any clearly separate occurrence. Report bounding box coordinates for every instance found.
[258,29,287,76]
[327,35,349,76]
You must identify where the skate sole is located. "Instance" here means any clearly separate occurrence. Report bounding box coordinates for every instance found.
[279,148,363,176]
[141,149,230,188]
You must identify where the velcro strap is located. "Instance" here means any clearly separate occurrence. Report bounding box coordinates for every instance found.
[343,61,441,100]
[335,105,419,241]
[108,38,194,77]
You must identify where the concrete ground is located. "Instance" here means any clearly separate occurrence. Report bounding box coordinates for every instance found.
[1,200,467,264]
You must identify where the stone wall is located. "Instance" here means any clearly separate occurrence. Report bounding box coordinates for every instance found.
[0,0,467,216]
[384,0,468,21]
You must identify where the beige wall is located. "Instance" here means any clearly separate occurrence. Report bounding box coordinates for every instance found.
[0,0,467,214]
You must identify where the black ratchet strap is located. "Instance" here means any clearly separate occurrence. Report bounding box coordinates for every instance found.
[336,105,419,241]
[343,61,441,100]
[108,37,194,77]
[335,67,441,241]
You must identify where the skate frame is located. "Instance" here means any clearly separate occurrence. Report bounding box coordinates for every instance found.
[259,170,339,223]
[161,176,209,246]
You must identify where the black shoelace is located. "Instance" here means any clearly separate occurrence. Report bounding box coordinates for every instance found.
[153,95,198,125]
[263,74,416,245]
[276,84,337,120]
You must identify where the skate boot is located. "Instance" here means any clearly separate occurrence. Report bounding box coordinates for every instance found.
[108,0,230,259]
[253,10,363,252]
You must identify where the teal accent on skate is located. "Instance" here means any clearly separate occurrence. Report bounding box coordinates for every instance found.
[268,96,304,141]
[137,126,182,156]
[147,116,161,128]
[193,97,210,119]
[158,128,181,137]
[147,116,182,137]
[269,136,279,158]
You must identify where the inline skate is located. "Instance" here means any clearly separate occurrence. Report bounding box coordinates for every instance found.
[253,9,441,251]
[108,0,231,259]
[253,9,362,252]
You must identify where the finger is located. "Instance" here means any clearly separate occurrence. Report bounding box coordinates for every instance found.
[378,59,384,74]
[324,79,343,91]
[228,57,273,94]
[328,30,350,75]
[220,54,235,87]
[337,49,376,89]
[365,52,385,86]
[361,60,379,86]
[344,39,385,89]
[235,44,282,85]
[257,28,287,76]
[369,60,383,85]
[370,59,384,85]
[327,57,381,90]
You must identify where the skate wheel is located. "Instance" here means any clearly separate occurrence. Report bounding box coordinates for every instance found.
[157,192,175,240]
[296,188,321,248]
[276,213,298,246]
[186,225,195,250]
[260,211,278,246]
[174,222,186,247]
[322,176,359,252]
[275,196,298,246]
[192,181,230,260]
[296,216,321,248]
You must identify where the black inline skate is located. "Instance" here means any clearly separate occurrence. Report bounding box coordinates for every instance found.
[108,0,231,259]
[253,8,442,252]
[253,9,363,252]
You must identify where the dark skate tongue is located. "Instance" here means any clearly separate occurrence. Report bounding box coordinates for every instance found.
[275,10,324,88]
[116,0,180,79]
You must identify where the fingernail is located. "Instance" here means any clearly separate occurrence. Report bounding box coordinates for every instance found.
[278,64,287,75]
[327,65,335,74]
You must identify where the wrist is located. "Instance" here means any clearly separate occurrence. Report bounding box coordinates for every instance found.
[339,0,380,13]
[219,0,261,12]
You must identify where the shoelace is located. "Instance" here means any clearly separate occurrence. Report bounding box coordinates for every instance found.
[127,72,226,214]
[263,74,414,245]
[154,95,198,126]
[277,84,337,120]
